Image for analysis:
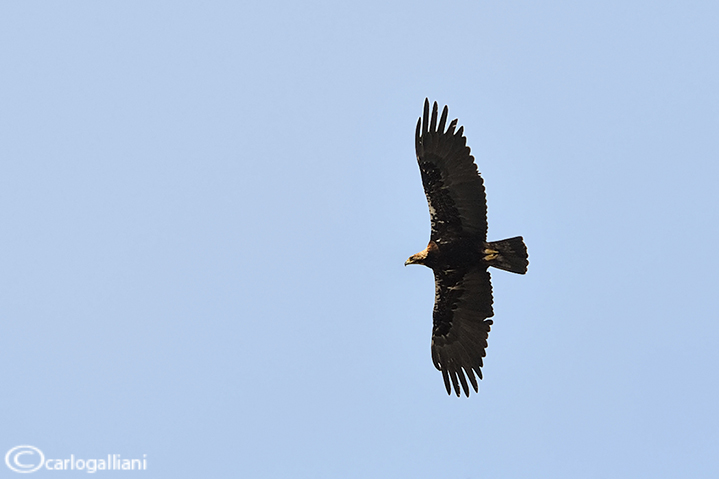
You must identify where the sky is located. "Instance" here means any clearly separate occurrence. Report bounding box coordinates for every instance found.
[1,1,718,477]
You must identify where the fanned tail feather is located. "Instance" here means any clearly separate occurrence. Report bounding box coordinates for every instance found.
[486,236,528,274]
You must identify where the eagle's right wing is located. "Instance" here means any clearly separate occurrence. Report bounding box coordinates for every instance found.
[431,267,494,397]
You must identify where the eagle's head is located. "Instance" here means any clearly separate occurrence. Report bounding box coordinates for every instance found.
[404,251,427,266]
[405,241,438,267]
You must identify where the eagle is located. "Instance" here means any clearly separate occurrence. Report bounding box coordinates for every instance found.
[405,99,528,397]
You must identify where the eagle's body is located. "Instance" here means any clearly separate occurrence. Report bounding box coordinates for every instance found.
[406,99,528,397]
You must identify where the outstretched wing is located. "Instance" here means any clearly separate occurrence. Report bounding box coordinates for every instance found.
[415,99,488,243]
[431,267,494,397]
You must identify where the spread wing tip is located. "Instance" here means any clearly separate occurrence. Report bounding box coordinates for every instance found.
[434,347,484,397]
[417,100,463,146]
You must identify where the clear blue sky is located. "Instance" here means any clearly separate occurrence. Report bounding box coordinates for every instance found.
[2,1,718,477]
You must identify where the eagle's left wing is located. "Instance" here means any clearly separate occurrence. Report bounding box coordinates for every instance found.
[431,267,494,397]
[415,99,488,243]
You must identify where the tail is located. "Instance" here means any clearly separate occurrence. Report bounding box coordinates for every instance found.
[485,236,528,274]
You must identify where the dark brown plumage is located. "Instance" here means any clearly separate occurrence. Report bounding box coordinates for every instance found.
[405,99,528,397]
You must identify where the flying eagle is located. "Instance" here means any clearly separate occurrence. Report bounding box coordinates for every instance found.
[405,99,528,397]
